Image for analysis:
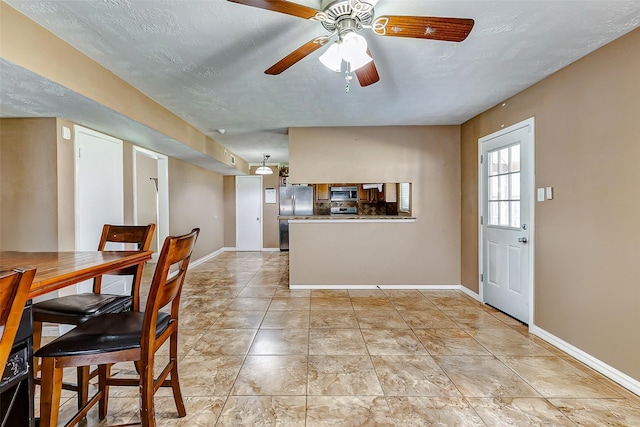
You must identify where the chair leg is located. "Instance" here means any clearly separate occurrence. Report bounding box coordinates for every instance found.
[76,366,90,409]
[39,357,63,427]
[32,320,43,374]
[140,362,156,427]
[98,364,111,420]
[169,333,186,417]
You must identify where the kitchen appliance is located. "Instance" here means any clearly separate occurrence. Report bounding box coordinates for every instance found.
[279,186,314,250]
[330,206,357,215]
[330,186,358,201]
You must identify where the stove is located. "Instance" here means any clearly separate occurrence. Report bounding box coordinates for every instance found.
[330,206,357,215]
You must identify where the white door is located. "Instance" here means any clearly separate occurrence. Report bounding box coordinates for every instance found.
[236,176,263,251]
[74,125,124,294]
[480,118,534,324]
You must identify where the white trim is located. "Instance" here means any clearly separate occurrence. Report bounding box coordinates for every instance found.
[290,284,467,290]
[459,285,481,301]
[262,248,280,252]
[222,247,237,252]
[42,325,60,337]
[478,117,536,326]
[188,247,226,269]
[531,325,640,396]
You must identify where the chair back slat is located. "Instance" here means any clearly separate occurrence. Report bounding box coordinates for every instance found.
[93,224,155,295]
[98,224,156,251]
[0,267,36,367]
[142,229,199,344]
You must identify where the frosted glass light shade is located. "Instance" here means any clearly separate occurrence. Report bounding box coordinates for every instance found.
[255,165,273,175]
[319,42,342,72]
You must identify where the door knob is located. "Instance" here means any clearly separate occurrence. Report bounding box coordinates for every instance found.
[518,237,528,244]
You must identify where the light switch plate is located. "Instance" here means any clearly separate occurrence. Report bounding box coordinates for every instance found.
[537,188,545,202]
[546,187,553,200]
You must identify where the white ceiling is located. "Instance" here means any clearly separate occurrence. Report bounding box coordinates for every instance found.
[2,0,640,167]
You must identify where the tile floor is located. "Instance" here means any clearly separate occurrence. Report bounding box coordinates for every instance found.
[39,251,640,426]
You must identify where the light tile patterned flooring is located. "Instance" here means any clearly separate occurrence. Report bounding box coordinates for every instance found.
[40,251,640,426]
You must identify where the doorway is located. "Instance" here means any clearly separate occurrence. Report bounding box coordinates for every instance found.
[133,146,169,262]
[236,175,263,251]
[479,118,535,324]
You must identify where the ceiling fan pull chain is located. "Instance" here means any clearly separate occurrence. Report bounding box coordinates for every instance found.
[345,65,353,93]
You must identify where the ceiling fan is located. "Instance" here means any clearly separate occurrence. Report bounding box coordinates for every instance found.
[227,0,474,89]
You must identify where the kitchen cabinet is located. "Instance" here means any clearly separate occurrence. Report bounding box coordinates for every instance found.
[358,184,385,202]
[314,184,330,202]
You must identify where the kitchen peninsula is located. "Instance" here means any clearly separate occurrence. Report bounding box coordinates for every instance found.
[287,214,416,288]
[279,182,418,288]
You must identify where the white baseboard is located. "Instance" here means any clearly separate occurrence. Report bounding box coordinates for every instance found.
[289,284,465,290]
[530,325,640,396]
[189,247,226,268]
[42,325,60,337]
[262,248,280,252]
[459,285,481,301]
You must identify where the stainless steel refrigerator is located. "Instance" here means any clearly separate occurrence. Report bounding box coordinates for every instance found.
[279,186,313,250]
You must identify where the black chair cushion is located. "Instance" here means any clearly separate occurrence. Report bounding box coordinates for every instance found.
[34,311,171,358]
[33,293,133,325]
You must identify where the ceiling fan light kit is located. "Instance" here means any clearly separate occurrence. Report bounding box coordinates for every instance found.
[228,0,474,90]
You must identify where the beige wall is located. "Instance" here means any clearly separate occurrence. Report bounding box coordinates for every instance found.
[289,126,461,285]
[461,28,640,381]
[1,118,59,250]
[168,158,224,260]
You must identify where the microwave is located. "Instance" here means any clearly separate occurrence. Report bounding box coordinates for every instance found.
[330,186,358,201]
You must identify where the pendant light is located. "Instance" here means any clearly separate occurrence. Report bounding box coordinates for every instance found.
[255,154,273,175]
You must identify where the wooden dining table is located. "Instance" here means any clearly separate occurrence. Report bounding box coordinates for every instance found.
[0,249,153,426]
[0,250,153,299]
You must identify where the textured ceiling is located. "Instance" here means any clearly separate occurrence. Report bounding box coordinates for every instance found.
[2,0,640,167]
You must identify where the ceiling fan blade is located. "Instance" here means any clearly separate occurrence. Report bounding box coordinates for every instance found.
[372,16,475,42]
[265,38,324,75]
[227,0,321,20]
[355,51,380,87]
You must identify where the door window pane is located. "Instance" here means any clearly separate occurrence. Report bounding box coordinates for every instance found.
[510,202,521,228]
[489,202,499,225]
[499,175,509,199]
[499,201,509,226]
[489,151,499,176]
[489,176,499,200]
[486,143,521,229]
[510,145,520,172]
[510,173,520,200]
[499,148,509,174]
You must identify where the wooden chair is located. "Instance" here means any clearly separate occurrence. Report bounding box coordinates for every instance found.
[32,223,155,406]
[36,228,199,427]
[0,267,36,368]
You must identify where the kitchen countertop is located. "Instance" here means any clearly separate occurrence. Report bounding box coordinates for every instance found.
[279,215,416,222]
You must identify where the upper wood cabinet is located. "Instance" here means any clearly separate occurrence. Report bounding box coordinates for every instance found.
[314,184,330,202]
[358,184,385,202]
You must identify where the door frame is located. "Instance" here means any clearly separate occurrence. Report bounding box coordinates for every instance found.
[235,175,264,251]
[132,145,169,262]
[478,117,536,328]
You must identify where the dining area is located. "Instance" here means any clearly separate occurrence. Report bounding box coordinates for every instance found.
[0,224,200,427]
